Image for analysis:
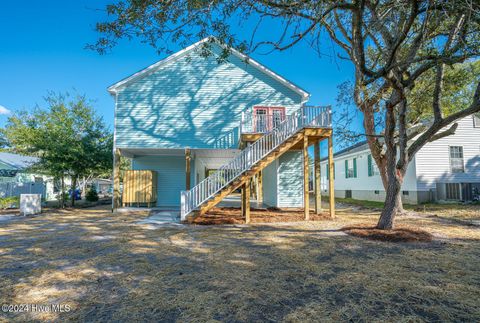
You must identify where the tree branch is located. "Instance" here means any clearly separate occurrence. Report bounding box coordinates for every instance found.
[408,81,480,160]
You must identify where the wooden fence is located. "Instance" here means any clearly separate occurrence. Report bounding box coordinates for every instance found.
[122,170,157,207]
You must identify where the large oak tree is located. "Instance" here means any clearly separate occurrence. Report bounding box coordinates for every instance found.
[91,0,480,229]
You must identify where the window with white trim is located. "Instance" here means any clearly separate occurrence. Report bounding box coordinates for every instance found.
[449,146,464,173]
[474,113,480,128]
[367,154,380,176]
[345,158,357,178]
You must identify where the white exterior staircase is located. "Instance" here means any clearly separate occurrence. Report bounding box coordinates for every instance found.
[180,106,331,221]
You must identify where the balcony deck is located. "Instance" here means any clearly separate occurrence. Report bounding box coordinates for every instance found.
[239,105,332,149]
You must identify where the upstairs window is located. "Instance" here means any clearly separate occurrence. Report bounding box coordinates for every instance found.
[449,146,464,173]
[474,113,480,128]
[367,154,380,176]
[345,158,357,178]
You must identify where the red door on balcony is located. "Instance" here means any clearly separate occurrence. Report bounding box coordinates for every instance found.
[253,106,285,132]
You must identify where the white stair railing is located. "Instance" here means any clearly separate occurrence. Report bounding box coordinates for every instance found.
[180,105,331,220]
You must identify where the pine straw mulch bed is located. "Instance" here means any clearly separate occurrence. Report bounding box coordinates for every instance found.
[192,207,334,225]
[341,223,433,242]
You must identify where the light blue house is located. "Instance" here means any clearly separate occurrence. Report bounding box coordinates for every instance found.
[109,37,334,221]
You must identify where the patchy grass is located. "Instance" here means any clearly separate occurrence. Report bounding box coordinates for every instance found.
[331,196,480,222]
[0,205,479,321]
[331,197,388,209]
[411,203,480,222]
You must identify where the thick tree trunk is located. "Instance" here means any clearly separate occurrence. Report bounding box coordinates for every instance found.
[61,175,65,209]
[71,176,77,207]
[81,176,86,199]
[377,177,402,229]
[377,88,404,230]
[397,194,405,214]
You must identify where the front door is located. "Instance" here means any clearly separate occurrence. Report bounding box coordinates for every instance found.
[271,108,286,129]
[254,107,268,132]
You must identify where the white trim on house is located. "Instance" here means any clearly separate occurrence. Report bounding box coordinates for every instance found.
[107,37,310,100]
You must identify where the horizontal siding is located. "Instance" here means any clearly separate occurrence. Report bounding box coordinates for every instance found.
[320,151,418,192]
[115,44,303,149]
[277,151,303,207]
[262,160,278,207]
[416,116,480,190]
[132,155,186,207]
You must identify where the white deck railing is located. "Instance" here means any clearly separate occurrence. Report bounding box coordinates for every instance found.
[180,105,331,220]
[240,106,331,133]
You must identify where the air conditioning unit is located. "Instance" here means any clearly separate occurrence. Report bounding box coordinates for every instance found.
[20,194,42,216]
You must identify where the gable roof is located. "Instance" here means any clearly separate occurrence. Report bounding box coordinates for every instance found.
[0,152,39,170]
[333,140,369,158]
[320,140,370,162]
[108,37,310,100]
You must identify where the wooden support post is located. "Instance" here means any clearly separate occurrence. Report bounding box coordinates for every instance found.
[185,148,191,190]
[328,135,335,218]
[303,136,310,220]
[251,174,257,200]
[242,179,251,224]
[314,141,322,214]
[257,171,263,203]
[112,148,121,211]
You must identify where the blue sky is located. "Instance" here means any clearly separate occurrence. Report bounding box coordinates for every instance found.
[0,1,356,143]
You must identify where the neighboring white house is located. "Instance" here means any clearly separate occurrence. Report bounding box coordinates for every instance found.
[321,115,480,204]
[0,152,55,200]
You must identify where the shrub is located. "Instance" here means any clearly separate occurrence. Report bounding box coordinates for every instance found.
[56,192,69,206]
[86,186,99,202]
[0,196,20,209]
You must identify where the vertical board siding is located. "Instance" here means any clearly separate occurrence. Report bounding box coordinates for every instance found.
[132,155,186,207]
[415,116,480,191]
[122,170,157,205]
[262,160,278,207]
[115,44,303,149]
[277,151,303,207]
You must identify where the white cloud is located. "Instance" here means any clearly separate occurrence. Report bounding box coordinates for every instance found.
[0,105,11,115]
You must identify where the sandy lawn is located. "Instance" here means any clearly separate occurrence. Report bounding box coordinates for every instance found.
[0,204,479,322]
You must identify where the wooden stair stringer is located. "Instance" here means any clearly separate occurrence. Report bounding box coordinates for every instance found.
[191,130,306,218]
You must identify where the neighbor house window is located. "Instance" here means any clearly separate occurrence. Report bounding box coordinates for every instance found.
[474,113,480,127]
[345,158,357,178]
[449,146,464,173]
[374,190,380,195]
[367,154,380,176]
[326,162,335,179]
[402,191,409,196]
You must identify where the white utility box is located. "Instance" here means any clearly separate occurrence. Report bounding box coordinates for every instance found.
[20,194,42,216]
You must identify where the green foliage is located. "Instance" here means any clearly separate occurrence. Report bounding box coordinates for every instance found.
[119,156,131,182]
[56,192,69,205]
[1,92,113,182]
[0,196,19,209]
[85,186,99,202]
[408,61,480,123]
